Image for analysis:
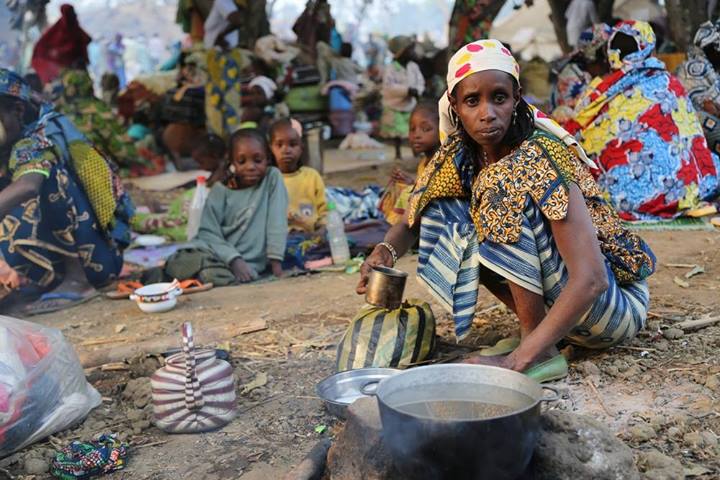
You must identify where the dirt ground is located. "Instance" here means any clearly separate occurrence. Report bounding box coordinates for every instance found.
[1,156,720,479]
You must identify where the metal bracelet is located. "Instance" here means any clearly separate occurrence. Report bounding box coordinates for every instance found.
[377,242,398,266]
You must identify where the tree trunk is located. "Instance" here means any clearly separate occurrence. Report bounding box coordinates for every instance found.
[596,0,615,23]
[665,0,711,51]
[547,0,571,54]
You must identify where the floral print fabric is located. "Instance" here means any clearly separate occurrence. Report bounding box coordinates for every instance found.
[567,21,720,220]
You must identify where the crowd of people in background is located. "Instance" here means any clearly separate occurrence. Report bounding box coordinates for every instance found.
[1,0,720,317]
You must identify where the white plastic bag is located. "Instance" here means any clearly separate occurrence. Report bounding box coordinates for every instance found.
[0,315,101,457]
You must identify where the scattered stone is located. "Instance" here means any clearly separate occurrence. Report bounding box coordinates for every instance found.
[23,457,47,476]
[662,328,684,340]
[700,430,718,448]
[603,365,619,377]
[132,420,151,435]
[637,449,684,480]
[578,361,601,377]
[620,365,642,379]
[122,377,152,409]
[705,374,720,392]
[666,427,681,438]
[654,339,670,352]
[683,432,704,448]
[127,409,145,422]
[530,411,640,480]
[114,324,126,334]
[627,423,657,443]
[613,359,629,373]
[648,415,666,429]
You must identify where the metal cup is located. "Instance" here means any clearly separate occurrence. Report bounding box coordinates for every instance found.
[365,265,408,310]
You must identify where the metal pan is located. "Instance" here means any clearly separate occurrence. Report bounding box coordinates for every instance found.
[316,368,400,419]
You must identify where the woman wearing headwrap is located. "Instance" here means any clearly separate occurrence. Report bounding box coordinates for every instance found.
[0,69,133,313]
[381,36,425,159]
[677,20,720,154]
[567,21,720,221]
[55,69,141,169]
[550,23,612,123]
[31,4,91,86]
[356,39,656,381]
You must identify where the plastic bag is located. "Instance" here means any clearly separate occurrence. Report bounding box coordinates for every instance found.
[0,316,101,457]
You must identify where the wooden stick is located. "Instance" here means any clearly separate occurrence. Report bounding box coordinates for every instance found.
[673,316,720,331]
[81,337,130,347]
[283,439,331,480]
[585,378,615,417]
[665,263,697,268]
[137,440,168,448]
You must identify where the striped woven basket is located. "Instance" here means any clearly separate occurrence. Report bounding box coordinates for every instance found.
[151,322,237,433]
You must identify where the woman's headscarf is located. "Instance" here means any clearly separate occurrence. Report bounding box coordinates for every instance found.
[607,20,656,71]
[576,23,612,62]
[438,39,596,168]
[0,69,33,104]
[31,4,92,85]
[694,20,720,51]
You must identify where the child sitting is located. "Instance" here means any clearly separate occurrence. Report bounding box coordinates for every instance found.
[270,118,330,269]
[380,101,440,224]
[270,118,328,234]
[131,134,227,242]
[157,129,288,285]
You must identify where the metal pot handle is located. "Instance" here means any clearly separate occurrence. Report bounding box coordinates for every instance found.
[360,380,380,396]
[540,385,560,403]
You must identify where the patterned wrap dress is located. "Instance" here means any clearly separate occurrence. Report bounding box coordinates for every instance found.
[406,129,656,343]
[0,104,133,290]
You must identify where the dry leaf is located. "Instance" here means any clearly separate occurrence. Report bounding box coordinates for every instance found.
[685,265,705,279]
[673,276,690,288]
[241,372,268,395]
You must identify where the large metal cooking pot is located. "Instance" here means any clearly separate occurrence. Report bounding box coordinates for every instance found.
[373,364,558,480]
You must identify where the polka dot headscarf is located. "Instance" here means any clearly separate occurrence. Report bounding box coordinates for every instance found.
[446,39,519,96]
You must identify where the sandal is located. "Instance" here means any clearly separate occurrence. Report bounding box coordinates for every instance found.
[25,290,101,316]
[106,281,144,299]
[106,280,214,299]
[479,337,520,356]
[524,354,569,383]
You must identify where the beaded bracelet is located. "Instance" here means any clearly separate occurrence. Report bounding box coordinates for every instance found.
[377,241,398,266]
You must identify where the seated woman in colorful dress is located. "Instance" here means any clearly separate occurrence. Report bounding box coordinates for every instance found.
[677,20,720,155]
[566,21,720,221]
[0,69,133,313]
[356,40,656,381]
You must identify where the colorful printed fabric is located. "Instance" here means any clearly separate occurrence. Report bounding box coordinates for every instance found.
[50,434,128,480]
[409,129,655,339]
[55,70,141,168]
[448,0,497,54]
[0,69,32,102]
[550,24,612,117]
[206,48,249,138]
[568,21,720,220]
[0,103,132,289]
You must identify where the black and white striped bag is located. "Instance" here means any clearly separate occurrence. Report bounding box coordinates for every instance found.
[151,322,237,433]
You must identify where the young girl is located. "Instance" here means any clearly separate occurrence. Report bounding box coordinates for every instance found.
[270,118,327,234]
[160,129,288,284]
[381,36,425,159]
[380,102,441,224]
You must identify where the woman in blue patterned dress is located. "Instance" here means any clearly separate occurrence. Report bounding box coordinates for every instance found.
[356,40,656,381]
[0,69,133,313]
